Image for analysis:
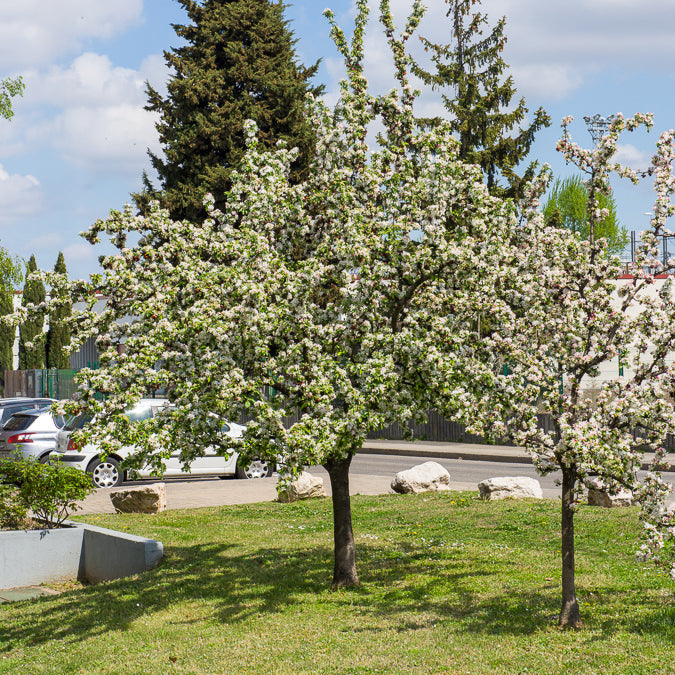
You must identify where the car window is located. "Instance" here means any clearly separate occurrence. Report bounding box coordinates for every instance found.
[1,405,34,423]
[2,414,33,432]
[52,414,66,429]
[64,412,93,431]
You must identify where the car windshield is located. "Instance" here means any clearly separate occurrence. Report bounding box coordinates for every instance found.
[63,403,161,431]
[126,405,154,423]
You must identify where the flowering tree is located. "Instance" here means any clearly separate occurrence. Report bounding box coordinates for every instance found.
[0,76,23,121]
[26,0,514,589]
[466,114,675,628]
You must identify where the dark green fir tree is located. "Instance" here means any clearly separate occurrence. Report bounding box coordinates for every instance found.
[19,255,46,370]
[412,0,550,200]
[133,0,324,223]
[45,252,72,369]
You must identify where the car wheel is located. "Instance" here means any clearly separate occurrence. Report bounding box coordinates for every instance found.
[235,458,274,479]
[87,457,123,488]
[39,454,52,464]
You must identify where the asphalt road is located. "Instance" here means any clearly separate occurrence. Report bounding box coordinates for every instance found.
[76,451,674,513]
[347,453,561,489]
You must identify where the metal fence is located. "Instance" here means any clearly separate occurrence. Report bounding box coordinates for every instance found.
[4,369,674,450]
[3,368,81,400]
[366,411,556,445]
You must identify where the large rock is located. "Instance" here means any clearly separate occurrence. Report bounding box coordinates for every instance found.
[277,471,326,503]
[478,476,543,501]
[587,478,633,508]
[110,483,167,514]
[391,461,451,494]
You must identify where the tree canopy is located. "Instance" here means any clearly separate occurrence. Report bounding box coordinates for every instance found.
[468,113,675,627]
[0,76,24,121]
[411,0,550,200]
[133,0,324,223]
[45,0,514,589]
[543,175,628,256]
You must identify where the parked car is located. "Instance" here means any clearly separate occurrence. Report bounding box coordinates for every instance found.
[0,397,57,427]
[0,407,66,463]
[53,398,274,488]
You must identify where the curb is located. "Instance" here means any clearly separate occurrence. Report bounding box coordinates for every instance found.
[360,445,530,464]
[360,441,669,472]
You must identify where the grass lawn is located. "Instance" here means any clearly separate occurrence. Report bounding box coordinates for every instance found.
[0,492,673,674]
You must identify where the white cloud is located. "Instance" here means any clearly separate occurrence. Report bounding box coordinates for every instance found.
[0,164,42,226]
[0,0,144,70]
[509,65,584,102]
[63,241,97,264]
[340,0,675,104]
[51,104,160,173]
[22,233,64,258]
[614,144,652,171]
[16,53,169,175]
[24,53,147,107]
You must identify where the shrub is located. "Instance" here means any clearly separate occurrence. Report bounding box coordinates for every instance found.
[0,458,94,528]
[0,482,29,529]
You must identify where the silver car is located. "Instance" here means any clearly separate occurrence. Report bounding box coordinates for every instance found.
[0,407,66,463]
[54,399,273,488]
[0,397,57,426]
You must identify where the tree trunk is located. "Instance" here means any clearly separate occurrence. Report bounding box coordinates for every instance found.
[324,454,359,589]
[559,463,582,628]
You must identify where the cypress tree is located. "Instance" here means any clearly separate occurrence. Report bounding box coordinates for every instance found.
[133,0,324,223]
[46,252,72,369]
[18,255,46,370]
[412,0,550,200]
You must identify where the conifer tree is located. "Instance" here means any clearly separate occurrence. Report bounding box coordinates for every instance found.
[411,0,550,200]
[19,255,46,370]
[133,0,324,223]
[45,252,71,369]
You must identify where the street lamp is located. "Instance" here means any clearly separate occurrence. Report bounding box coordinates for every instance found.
[582,115,616,247]
[583,114,617,146]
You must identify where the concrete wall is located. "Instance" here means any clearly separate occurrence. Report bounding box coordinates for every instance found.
[0,521,163,590]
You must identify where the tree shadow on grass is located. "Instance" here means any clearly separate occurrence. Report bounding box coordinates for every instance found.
[1,539,672,651]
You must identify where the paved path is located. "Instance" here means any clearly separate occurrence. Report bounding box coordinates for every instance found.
[76,473,399,515]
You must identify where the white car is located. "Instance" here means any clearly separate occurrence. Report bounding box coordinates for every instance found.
[53,398,274,488]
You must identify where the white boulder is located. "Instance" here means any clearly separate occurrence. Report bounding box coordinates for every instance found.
[478,476,543,501]
[391,461,451,494]
[278,471,326,503]
[587,479,633,508]
[110,483,167,514]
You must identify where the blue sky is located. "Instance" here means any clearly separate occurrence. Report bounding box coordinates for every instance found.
[1,0,674,281]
